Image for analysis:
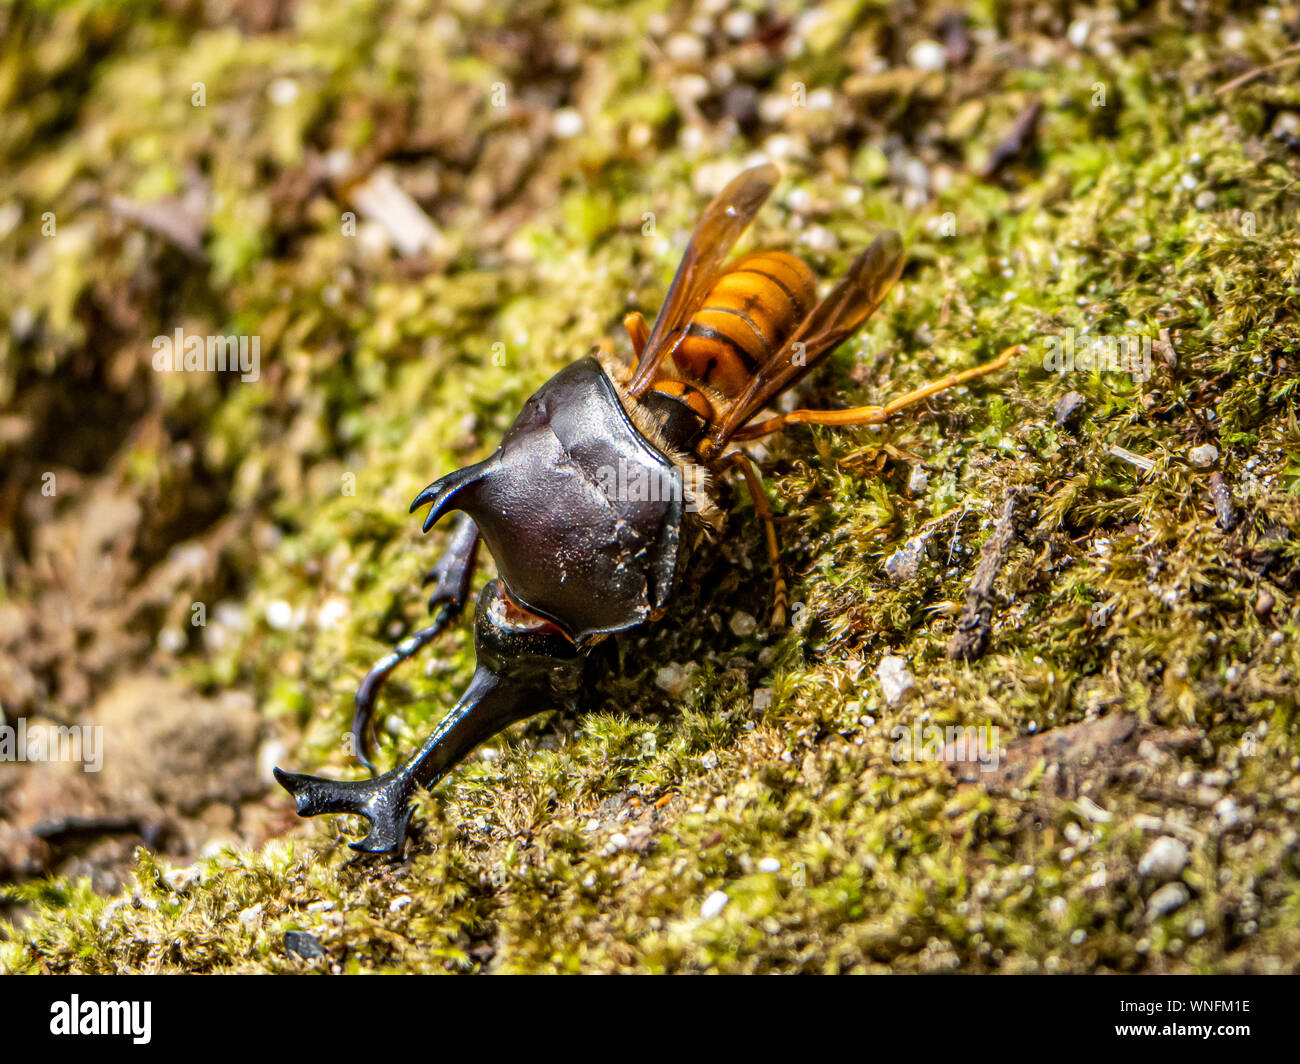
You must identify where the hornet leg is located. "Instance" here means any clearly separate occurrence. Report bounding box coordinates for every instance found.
[731,345,1024,439]
[276,578,584,856]
[718,450,788,628]
[350,513,481,773]
[623,312,650,359]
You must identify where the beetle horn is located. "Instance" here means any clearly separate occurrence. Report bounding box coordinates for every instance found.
[410,456,499,533]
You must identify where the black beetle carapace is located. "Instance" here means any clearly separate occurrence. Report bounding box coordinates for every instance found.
[275,164,1017,854]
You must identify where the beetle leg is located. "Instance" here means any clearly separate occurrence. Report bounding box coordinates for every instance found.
[732,345,1023,439]
[351,514,481,774]
[718,450,787,628]
[278,660,537,855]
[420,511,482,613]
[277,579,584,856]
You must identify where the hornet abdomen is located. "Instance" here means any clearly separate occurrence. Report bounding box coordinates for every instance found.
[671,250,817,396]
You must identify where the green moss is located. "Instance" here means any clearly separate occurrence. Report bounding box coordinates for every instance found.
[2,0,1299,973]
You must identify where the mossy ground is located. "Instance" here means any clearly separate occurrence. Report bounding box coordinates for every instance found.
[2,0,1299,973]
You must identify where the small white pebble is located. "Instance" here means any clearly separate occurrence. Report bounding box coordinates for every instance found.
[268,77,299,106]
[1147,882,1190,920]
[729,610,757,637]
[266,599,296,631]
[655,662,691,698]
[1188,443,1219,467]
[1138,836,1189,881]
[665,32,706,64]
[876,656,915,705]
[908,40,947,72]
[700,890,729,919]
[1214,796,1245,829]
[807,87,834,111]
[551,108,584,139]
[723,9,754,38]
[317,598,348,630]
[884,537,925,583]
[758,857,781,874]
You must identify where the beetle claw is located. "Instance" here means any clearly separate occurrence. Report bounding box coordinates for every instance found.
[279,579,585,856]
[272,766,416,855]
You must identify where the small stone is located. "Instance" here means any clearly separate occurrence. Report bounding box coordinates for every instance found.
[267,77,299,106]
[729,610,757,637]
[1214,796,1245,829]
[1054,391,1086,429]
[701,750,718,770]
[884,537,926,583]
[1138,836,1188,881]
[284,930,326,959]
[609,832,630,851]
[266,599,297,631]
[876,656,915,705]
[655,663,690,698]
[551,108,584,139]
[1195,190,1215,210]
[1188,443,1219,468]
[723,9,755,38]
[908,40,947,72]
[238,903,264,930]
[665,32,706,64]
[700,890,729,919]
[758,857,781,873]
[317,598,348,630]
[906,466,929,495]
[1146,882,1190,920]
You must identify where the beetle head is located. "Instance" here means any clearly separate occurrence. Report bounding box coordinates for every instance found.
[412,358,685,645]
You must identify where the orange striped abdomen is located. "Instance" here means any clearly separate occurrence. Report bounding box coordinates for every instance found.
[671,251,817,397]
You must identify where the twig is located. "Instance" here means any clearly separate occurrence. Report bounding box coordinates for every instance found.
[1108,444,1156,473]
[1214,49,1300,95]
[948,487,1029,661]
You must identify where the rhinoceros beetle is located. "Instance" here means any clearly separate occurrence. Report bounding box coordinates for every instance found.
[275,164,1016,854]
